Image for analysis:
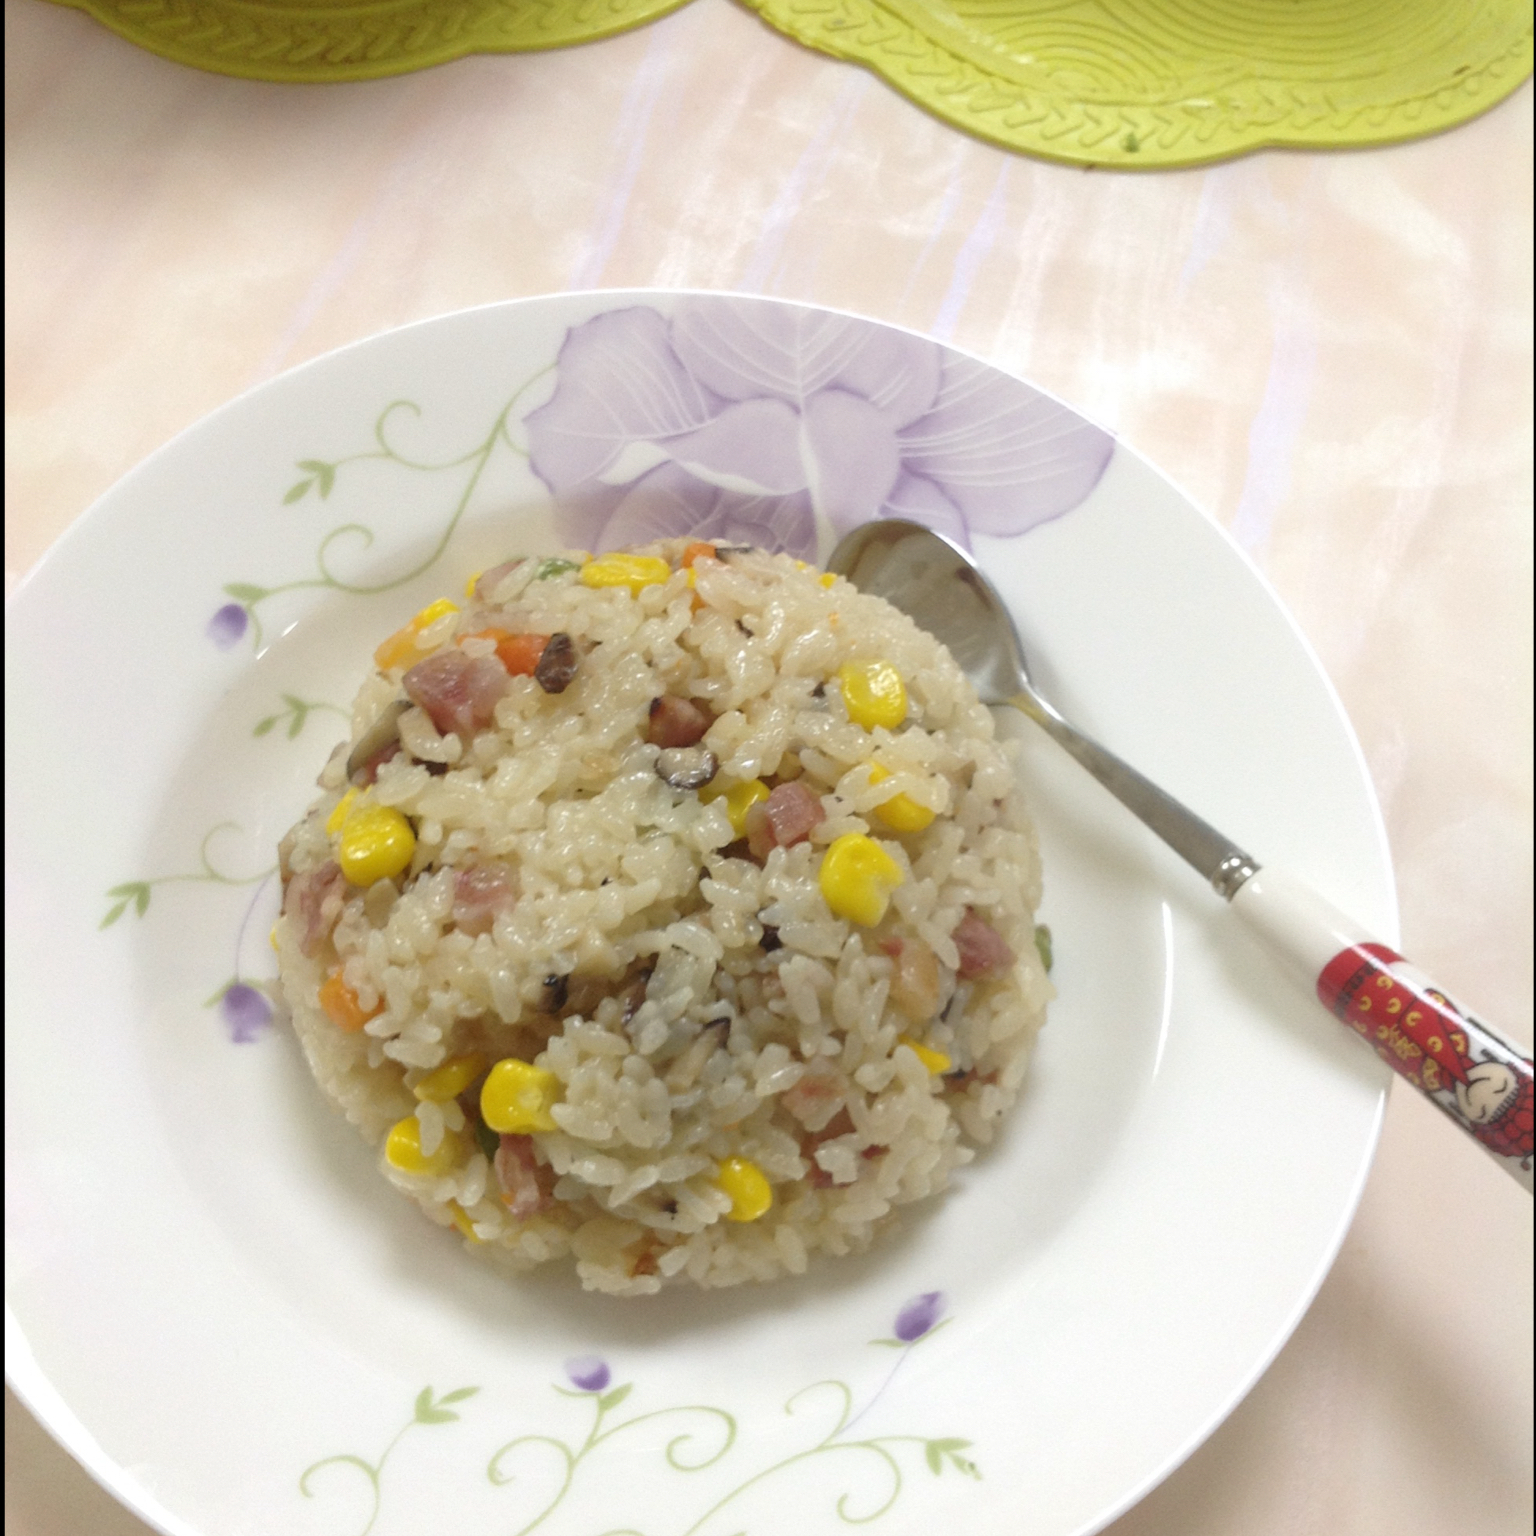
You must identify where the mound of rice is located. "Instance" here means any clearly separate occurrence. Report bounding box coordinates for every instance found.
[274,539,1051,1294]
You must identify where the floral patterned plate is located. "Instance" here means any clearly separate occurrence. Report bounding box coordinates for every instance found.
[5,291,1393,1536]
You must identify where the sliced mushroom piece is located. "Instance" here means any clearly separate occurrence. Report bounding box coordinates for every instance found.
[619,965,655,1025]
[277,827,298,889]
[655,747,719,791]
[346,698,409,783]
[533,633,578,694]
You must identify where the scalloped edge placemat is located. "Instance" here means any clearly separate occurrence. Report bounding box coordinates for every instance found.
[41,0,1536,168]
[739,0,1534,168]
[46,0,695,83]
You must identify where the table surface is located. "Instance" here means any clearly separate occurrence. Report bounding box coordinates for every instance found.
[5,3,1532,1532]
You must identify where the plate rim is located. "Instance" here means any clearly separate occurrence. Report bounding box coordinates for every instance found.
[5,287,1396,1536]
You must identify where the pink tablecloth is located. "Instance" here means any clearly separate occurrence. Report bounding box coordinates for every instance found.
[6,3,1531,1530]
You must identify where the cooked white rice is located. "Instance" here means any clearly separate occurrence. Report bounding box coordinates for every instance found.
[274,539,1051,1294]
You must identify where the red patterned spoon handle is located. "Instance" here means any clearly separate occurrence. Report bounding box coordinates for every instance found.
[1232,868,1533,1191]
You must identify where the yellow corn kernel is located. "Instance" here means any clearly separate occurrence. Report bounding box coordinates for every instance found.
[819,572,836,589]
[838,660,907,731]
[449,1201,483,1243]
[580,553,673,596]
[685,568,698,589]
[899,1035,952,1074]
[269,924,280,951]
[373,626,420,672]
[819,832,904,926]
[699,777,771,836]
[384,1116,463,1177]
[373,598,461,670]
[414,1054,486,1103]
[715,1156,773,1222]
[413,598,459,628]
[337,804,416,886]
[325,787,360,837]
[481,1058,561,1134]
[868,766,936,833]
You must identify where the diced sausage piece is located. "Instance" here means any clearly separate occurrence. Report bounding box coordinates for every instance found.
[403,649,508,738]
[744,780,825,861]
[452,863,517,937]
[533,633,578,694]
[647,695,711,748]
[763,781,824,847]
[474,558,524,602]
[781,1058,847,1132]
[494,1134,548,1220]
[889,937,941,1022]
[952,909,1015,979]
[283,860,347,957]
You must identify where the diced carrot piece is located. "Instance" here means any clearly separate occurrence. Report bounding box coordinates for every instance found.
[500,632,552,676]
[319,971,382,1032]
[464,628,550,677]
[681,542,717,568]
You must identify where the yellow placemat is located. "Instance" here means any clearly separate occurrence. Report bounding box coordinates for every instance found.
[739,0,1534,167]
[47,0,695,82]
[47,0,1534,166]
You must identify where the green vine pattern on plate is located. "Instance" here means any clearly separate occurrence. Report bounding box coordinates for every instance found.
[212,363,549,652]
[100,821,272,929]
[301,1385,481,1536]
[255,694,350,741]
[488,1374,736,1535]
[299,1294,977,1535]
[98,688,341,933]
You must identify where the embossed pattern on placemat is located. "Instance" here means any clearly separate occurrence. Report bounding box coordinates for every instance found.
[46,0,694,81]
[738,0,1533,167]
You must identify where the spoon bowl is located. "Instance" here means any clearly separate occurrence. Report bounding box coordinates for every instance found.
[826,519,1031,708]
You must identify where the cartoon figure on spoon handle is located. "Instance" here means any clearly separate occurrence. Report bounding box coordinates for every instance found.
[829,519,1533,1192]
[1232,868,1533,1187]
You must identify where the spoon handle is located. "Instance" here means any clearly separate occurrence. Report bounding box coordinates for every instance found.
[1010,688,1260,896]
[1230,870,1532,1191]
[1009,691,1534,1190]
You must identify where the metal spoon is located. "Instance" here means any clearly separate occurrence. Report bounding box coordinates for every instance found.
[828,518,1533,1191]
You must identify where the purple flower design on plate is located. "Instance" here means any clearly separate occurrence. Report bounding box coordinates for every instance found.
[525,301,1114,558]
[207,603,248,649]
[564,1356,611,1393]
[220,983,273,1043]
[894,1291,946,1343]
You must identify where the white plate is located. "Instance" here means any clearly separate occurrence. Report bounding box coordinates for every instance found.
[4,292,1394,1536]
